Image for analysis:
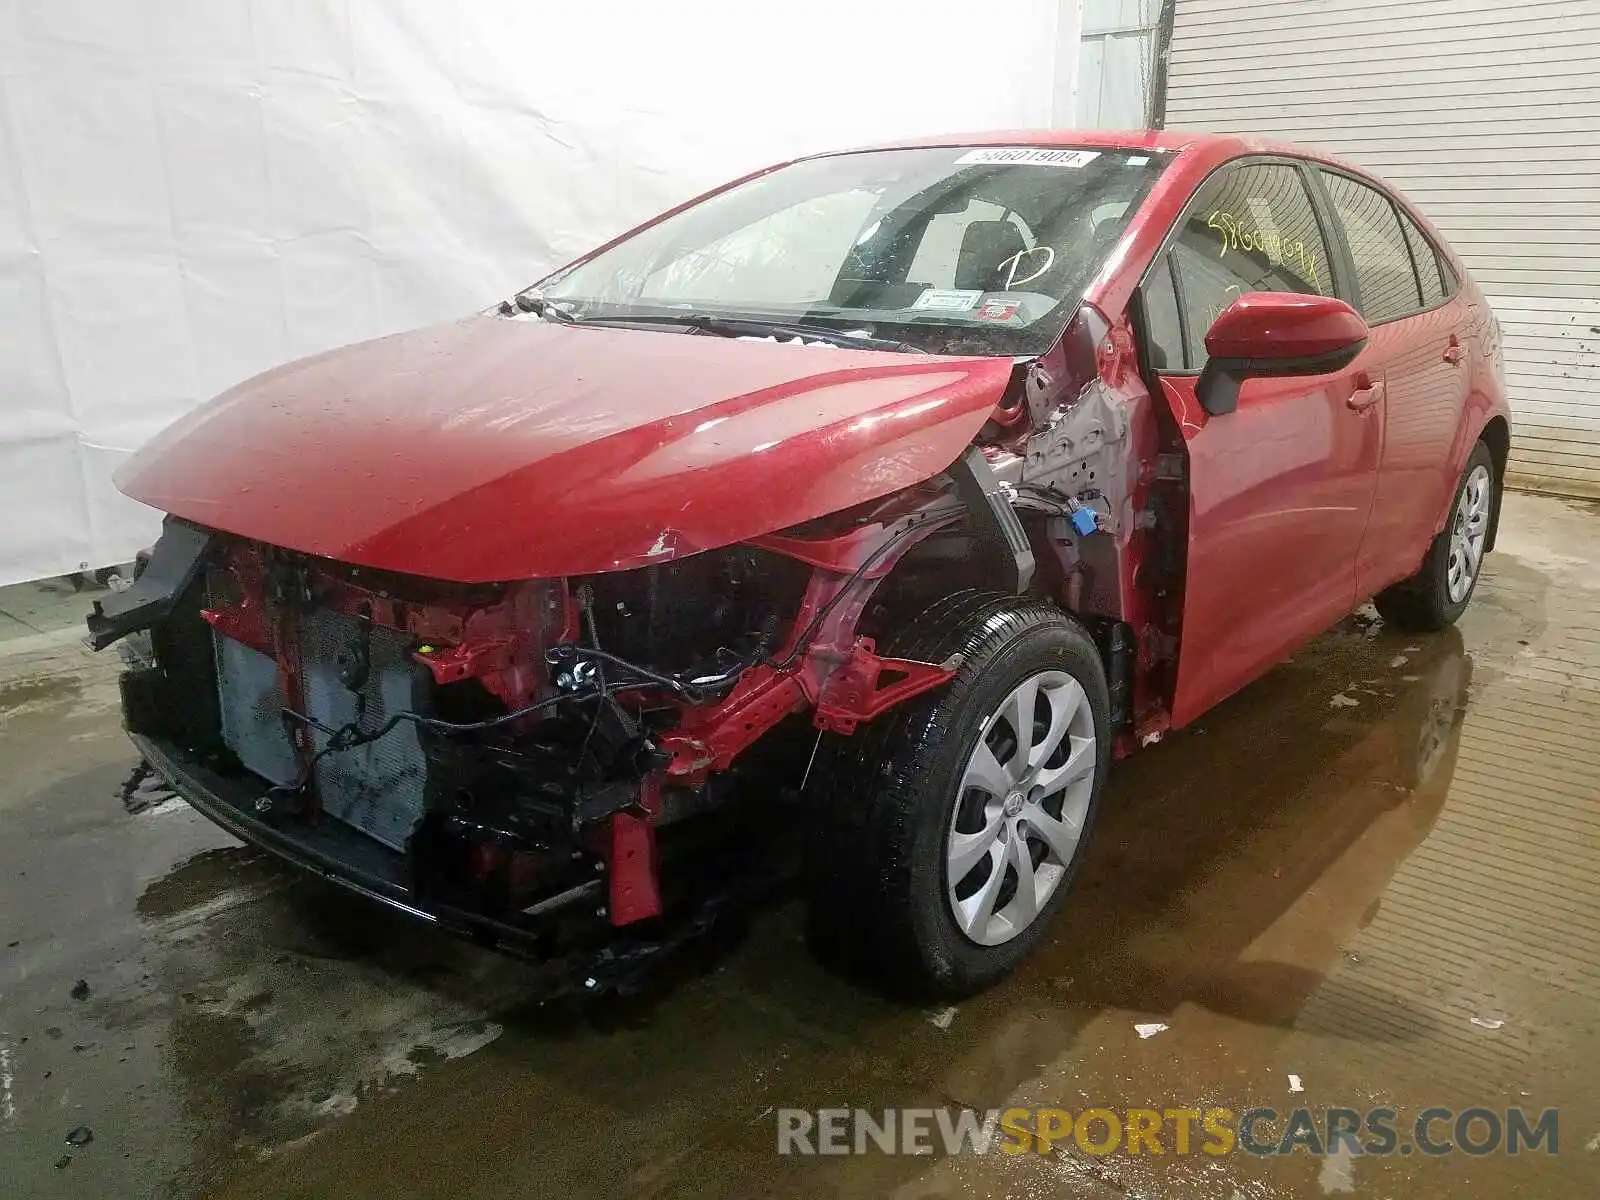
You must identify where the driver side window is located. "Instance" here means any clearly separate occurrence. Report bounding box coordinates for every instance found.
[1143,161,1333,371]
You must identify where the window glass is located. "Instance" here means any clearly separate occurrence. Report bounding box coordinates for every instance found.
[1165,161,1332,368]
[640,190,881,305]
[541,146,1168,357]
[1141,255,1185,371]
[1398,211,1445,307]
[906,199,1032,290]
[1320,171,1422,323]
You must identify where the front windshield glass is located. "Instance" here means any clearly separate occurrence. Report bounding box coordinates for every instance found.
[537,145,1167,356]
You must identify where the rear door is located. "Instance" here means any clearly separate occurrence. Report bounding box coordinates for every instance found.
[1138,158,1383,727]
[1312,168,1473,599]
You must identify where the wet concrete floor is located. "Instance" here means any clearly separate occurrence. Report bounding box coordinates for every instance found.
[0,490,1596,1199]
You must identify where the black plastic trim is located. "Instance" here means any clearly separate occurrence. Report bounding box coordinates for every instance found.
[85,519,213,651]
[1196,337,1369,416]
[132,731,558,958]
[949,444,1036,593]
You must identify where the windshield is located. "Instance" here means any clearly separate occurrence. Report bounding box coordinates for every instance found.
[536,146,1167,356]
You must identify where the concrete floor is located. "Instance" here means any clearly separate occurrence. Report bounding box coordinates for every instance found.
[0,492,1595,1199]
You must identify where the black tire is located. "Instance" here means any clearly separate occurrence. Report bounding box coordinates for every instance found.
[1373,441,1496,632]
[804,590,1112,998]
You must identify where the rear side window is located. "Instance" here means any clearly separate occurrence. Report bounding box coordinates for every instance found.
[1401,214,1452,310]
[1438,254,1458,293]
[1142,160,1332,371]
[1320,171,1422,324]
[1398,211,1447,307]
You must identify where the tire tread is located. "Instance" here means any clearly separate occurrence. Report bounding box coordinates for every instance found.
[805,589,1109,996]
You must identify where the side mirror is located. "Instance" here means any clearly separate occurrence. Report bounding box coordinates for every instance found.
[1196,292,1370,416]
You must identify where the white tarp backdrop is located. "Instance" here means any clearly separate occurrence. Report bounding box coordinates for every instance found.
[0,0,1079,586]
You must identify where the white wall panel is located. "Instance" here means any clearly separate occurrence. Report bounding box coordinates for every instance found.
[1077,0,1159,128]
[1164,0,1600,496]
[0,0,1078,585]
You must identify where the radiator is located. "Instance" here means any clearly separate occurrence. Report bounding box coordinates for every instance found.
[213,611,431,852]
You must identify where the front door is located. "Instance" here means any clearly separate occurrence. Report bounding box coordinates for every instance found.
[1138,159,1383,727]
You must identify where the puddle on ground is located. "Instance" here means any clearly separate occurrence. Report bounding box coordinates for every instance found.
[3,494,1596,1200]
[0,672,85,716]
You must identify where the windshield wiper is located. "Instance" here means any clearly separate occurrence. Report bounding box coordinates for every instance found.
[497,300,918,352]
[570,311,915,352]
[680,315,917,352]
[498,292,577,323]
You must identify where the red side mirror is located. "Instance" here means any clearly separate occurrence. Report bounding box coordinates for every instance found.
[1198,292,1370,416]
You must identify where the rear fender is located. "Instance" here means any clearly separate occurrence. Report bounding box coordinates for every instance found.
[1433,394,1511,546]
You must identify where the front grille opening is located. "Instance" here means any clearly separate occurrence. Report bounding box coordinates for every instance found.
[297,610,433,851]
[208,599,436,853]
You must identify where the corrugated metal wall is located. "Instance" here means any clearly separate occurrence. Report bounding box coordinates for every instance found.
[1162,0,1600,497]
[1077,0,1160,128]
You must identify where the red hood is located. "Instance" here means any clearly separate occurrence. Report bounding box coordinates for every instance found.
[118,315,1013,581]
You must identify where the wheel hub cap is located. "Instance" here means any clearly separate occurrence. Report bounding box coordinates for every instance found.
[945,670,1098,947]
[1446,464,1492,605]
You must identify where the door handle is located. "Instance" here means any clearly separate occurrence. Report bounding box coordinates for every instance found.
[1443,336,1464,366]
[1347,374,1384,412]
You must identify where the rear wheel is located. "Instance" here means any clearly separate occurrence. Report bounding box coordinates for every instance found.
[805,591,1111,997]
[1374,442,1495,632]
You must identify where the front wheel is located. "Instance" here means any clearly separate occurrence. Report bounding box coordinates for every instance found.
[804,591,1111,997]
[1374,442,1495,632]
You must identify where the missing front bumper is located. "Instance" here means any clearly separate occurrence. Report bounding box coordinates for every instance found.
[130,731,589,959]
[134,731,733,995]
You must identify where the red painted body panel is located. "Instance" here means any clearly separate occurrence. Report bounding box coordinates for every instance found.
[1203,292,1368,361]
[118,126,1511,745]
[108,127,1518,947]
[117,316,1012,582]
[1161,361,1383,728]
[1352,299,1474,600]
[1112,138,1511,730]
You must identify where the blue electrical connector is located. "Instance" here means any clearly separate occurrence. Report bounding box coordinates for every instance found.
[1069,504,1100,536]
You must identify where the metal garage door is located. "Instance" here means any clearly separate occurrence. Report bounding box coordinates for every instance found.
[1162,0,1600,497]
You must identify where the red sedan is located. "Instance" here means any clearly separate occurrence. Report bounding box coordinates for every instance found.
[91,130,1510,996]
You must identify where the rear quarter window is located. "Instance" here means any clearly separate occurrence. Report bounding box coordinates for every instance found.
[1319,170,1423,324]
[1398,210,1446,308]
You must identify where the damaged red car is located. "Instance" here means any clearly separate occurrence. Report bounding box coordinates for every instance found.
[91,131,1510,997]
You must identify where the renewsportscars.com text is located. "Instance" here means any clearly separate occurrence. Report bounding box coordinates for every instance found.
[776,1105,1560,1158]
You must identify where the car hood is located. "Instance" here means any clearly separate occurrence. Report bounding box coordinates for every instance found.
[117,314,1014,581]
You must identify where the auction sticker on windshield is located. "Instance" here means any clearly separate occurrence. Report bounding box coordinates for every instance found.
[975,300,1021,321]
[911,288,984,311]
[953,147,1101,168]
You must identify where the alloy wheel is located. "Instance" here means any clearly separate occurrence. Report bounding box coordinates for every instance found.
[946,670,1097,946]
[1447,463,1492,604]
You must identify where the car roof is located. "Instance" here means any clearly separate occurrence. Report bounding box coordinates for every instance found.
[836,127,1362,171]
